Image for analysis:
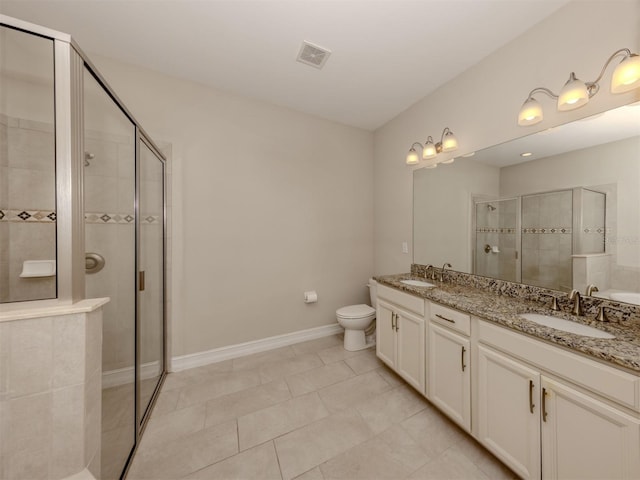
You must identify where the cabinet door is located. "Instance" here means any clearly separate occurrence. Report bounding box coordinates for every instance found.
[542,377,640,480]
[428,323,470,431]
[478,345,541,480]
[396,309,426,394]
[376,301,396,369]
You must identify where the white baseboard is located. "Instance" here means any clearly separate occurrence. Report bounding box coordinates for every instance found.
[171,323,344,372]
[102,360,162,389]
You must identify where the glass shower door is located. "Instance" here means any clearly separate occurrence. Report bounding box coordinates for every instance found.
[83,67,136,480]
[138,138,165,423]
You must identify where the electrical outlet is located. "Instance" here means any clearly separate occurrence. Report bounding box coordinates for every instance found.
[402,241,409,254]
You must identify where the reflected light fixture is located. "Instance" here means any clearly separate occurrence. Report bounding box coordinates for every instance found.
[405,127,458,166]
[518,48,640,126]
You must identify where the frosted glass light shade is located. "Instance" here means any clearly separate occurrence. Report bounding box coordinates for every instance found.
[518,97,543,126]
[422,141,437,159]
[406,147,420,165]
[558,73,589,111]
[441,131,458,152]
[611,54,640,93]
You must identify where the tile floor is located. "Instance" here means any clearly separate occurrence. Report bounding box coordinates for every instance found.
[127,335,517,480]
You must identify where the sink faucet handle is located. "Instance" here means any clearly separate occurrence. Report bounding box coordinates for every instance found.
[596,305,623,322]
[540,293,559,311]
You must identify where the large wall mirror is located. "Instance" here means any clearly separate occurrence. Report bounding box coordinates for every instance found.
[414,102,640,306]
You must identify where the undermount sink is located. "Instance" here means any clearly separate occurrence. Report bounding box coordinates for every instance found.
[609,292,640,306]
[519,313,615,339]
[400,279,436,288]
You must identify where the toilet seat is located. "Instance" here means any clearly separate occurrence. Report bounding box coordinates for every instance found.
[336,304,376,319]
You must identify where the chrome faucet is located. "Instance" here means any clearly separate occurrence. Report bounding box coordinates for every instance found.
[585,284,599,296]
[568,289,584,316]
[424,264,434,280]
[440,263,452,282]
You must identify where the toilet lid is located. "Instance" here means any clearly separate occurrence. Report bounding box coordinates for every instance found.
[336,304,376,319]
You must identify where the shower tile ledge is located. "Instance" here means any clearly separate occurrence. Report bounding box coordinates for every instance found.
[0,297,109,322]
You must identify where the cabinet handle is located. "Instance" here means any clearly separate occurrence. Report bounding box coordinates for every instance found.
[391,312,395,331]
[461,346,466,371]
[435,313,455,324]
[529,380,535,414]
[542,387,548,422]
[395,313,399,332]
[139,271,145,291]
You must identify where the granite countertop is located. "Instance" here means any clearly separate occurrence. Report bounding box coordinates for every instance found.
[374,273,640,374]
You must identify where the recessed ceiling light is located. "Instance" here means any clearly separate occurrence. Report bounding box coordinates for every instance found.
[520,152,533,157]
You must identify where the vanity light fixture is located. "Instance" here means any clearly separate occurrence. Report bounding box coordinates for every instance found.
[405,127,458,166]
[518,48,640,126]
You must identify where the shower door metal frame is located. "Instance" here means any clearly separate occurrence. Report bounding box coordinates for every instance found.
[134,133,168,430]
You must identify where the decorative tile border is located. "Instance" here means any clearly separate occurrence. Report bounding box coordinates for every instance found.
[476,227,516,234]
[583,227,606,234]
[85,212,160,224]
[0,209,56,222]
[522,227,572,234]
[0,209,160,225]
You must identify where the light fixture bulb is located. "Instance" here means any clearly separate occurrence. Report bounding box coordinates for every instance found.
[422,138,437,159]
[557,72,589,111]
[611,53,640,93]
[441,130,458,152]
[518,97,543,126]
[406,147,420,165]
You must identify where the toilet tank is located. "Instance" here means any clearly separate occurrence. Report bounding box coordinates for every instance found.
[367,278,377,306]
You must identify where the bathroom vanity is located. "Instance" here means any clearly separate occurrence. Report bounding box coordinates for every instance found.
[374,271,640,480]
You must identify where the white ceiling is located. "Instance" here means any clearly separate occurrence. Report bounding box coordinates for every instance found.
[0,0,570,131]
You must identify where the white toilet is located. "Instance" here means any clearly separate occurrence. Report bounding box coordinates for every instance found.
[336,279,377,351]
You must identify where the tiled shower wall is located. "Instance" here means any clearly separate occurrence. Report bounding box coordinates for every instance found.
[521,190,573,291]
[84,128,136,375]
[475,199,518,283]
[0,113,56,303]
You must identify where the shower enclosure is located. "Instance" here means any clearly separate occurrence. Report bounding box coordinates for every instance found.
[473,187,606,291]
[1,16,167,480]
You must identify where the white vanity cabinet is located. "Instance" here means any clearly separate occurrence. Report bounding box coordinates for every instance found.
[428,302,471,431]
[376,285,426,394]
[477,320,640,480]
[478,345,541,479]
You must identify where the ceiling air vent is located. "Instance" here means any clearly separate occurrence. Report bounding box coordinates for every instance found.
[296,41,331,69]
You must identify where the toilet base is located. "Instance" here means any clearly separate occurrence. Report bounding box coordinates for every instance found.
[343,329,376,351]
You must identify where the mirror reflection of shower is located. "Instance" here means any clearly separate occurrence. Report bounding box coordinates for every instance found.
[473,187,607,292]
[474,198,520,283]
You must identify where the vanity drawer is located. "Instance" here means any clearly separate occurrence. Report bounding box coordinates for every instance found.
[430,302,471,336]
[376,285,425,316]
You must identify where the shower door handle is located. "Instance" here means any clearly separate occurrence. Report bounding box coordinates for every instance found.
[139,271,145,291]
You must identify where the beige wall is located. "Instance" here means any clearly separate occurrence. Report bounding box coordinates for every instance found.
[374,0,640,275]
[89,55,374,357]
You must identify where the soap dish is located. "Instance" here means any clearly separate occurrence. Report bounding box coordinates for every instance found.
[20,260,56,278]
